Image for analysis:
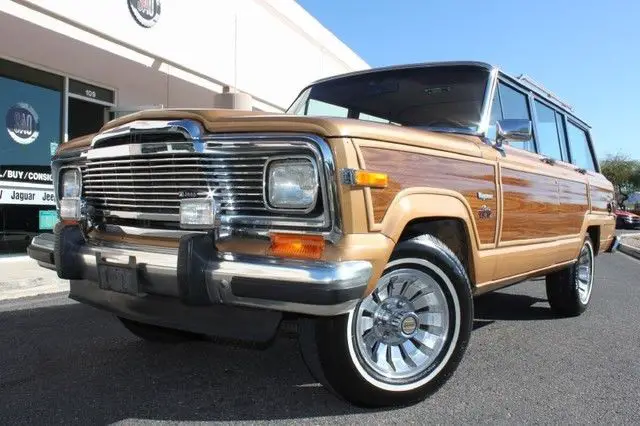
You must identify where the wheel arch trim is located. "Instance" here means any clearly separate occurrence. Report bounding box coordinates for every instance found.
[376,190,483,285]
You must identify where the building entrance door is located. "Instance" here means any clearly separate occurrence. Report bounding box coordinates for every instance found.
[66,78,115,142]
[68,97,107,140]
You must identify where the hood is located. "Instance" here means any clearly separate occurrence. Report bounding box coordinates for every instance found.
[56,108,483,158]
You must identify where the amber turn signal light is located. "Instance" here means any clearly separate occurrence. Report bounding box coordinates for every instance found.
[342,168,388,188]
[269,233,325,259]
[355,170,388,188]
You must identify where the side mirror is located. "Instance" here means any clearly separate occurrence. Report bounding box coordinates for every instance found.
[495,119,532,147]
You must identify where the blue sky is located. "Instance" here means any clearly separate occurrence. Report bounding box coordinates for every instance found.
[298,0,640,161]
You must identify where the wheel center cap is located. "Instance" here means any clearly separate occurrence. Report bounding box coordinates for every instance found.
[373,297,420,344]
[400,313,419,336]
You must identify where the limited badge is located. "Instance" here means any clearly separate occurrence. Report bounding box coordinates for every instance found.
[128,0,162,28]
[178,189,202,199]
[477,192,494,201]
[6,102,39,145]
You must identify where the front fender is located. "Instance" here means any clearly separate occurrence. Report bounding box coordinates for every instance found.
[373,188,496,286]
[378,189,480,246]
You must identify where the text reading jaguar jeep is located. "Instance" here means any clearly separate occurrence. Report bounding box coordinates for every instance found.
[28,61,617,407]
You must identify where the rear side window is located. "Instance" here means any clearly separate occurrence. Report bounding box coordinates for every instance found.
[566,121,596,171]
[497,83,535,152]
[534,100,567,161]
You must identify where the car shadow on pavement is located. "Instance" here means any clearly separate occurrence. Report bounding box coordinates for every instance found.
[473,291,555,323]
[0,301,384,424]
[1,290,559,424]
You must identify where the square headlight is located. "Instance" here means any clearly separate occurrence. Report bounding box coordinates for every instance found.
[60,168,82,199]
[266,157,318,211]
[180,198,217,229]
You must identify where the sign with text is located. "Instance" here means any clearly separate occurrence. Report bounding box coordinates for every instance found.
[68,79,115,104]
[0,187,56,206]
[0,165,53,184]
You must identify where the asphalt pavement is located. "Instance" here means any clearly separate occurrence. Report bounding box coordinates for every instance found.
[1,252,639,425]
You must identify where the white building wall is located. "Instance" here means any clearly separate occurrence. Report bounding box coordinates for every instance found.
[0,0,369,111]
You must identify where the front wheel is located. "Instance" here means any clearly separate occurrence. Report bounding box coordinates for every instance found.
[299,235,473,407]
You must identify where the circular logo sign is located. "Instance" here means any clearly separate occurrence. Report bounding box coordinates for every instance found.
[5,102,39,145]
[128,0,161,28]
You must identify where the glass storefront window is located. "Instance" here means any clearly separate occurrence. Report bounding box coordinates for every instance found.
[0,75,62,167]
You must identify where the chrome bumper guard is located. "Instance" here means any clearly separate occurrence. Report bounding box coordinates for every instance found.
[28,229,372,317]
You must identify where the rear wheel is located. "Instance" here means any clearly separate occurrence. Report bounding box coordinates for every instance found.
[545,237,595,317]
[118,317,203,343]
[299,235,473,407]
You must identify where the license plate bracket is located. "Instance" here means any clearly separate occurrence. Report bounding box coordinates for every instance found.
[96,253,142,296]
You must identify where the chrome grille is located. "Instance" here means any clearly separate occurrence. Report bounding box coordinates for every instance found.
[79,133,334,234]
[83,152,269,218]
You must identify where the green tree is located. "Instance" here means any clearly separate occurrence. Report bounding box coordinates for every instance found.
[600,153,640,203]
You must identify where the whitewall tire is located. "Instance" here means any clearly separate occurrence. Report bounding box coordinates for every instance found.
[298,234,474,407]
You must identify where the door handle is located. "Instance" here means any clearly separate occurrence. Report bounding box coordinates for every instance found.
[540,156,556,165]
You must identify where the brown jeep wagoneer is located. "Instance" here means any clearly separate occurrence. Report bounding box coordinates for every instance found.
[28,61,618,407]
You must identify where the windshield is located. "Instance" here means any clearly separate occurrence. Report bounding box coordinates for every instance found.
[287,64,491,133]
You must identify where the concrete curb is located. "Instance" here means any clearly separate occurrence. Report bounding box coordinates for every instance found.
[618,242,640,261]
[0,256,69,301]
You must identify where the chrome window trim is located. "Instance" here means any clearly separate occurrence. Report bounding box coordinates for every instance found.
[289,62,497,139]
[498,71,591,130]
[262,154,320,214]
[565,118,600,173]
[530,94,571,162]
[490,78,539,152]
[294,61,495,97]
[477,66,500,139]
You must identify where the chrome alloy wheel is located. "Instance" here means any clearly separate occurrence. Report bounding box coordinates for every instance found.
[347,258,460,391]
[576,241,594,304]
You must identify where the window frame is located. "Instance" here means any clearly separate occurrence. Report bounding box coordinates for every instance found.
[565,118,600,173]
[493,78,538,153]
[494,72,599,172]
[530,95,570,162]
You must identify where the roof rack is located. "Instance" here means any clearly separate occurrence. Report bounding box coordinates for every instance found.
[516,74,574,112]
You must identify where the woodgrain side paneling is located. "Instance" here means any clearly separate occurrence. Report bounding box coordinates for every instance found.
[590,186,613,213]
[500,168,559,241]
[361,147,497,245]
[557,179,589,236]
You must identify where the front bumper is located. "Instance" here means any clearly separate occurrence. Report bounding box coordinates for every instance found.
[28,226,372,317]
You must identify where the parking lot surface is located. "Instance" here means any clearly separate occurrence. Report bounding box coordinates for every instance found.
[1,253,639,425]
